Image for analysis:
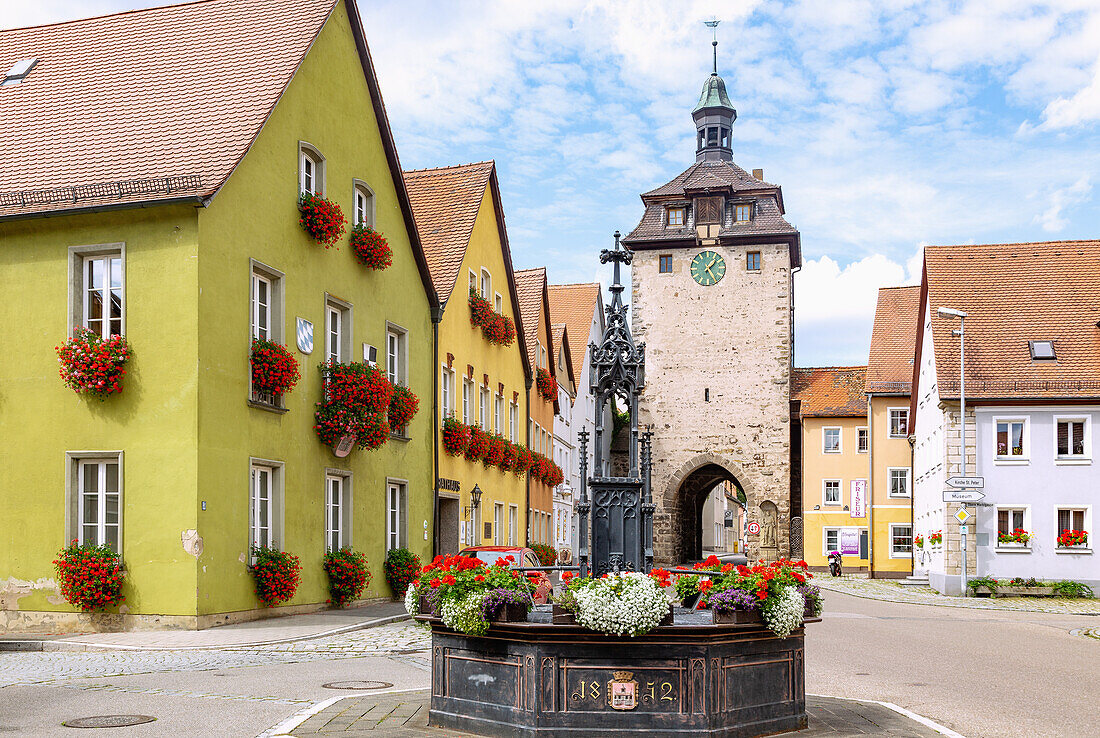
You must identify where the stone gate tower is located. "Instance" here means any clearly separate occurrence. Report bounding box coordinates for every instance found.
[621,53,801,565]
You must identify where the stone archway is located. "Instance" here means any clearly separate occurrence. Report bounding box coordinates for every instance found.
[664,453,759,564]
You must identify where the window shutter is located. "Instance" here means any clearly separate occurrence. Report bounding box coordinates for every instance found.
[695,196,723,225]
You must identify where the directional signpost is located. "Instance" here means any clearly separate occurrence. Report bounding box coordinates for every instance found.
[954,507,972,596]
[944,489,985,502]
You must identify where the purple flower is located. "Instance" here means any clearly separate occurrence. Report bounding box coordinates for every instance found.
[708,588,759,612]
[479,587,531,620]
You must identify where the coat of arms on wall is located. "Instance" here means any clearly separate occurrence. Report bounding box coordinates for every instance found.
[608,671,639,710]
[296,318,313,354]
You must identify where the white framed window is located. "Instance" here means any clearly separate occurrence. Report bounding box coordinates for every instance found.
[73,456,122,553]
[250,460,284,551]
[494,503,504,545]
[823,479,841,505]
[480,268,492,300]
[386,324,407,387]
[494,394,504,434]
[996,506,1030,547]
[888,468,910,498]
[325,297,351,364]
[252,274,271,340]
[353,180,375,227]
[441,366,454,420]
[857,427,868,453]
[325,473,352,552]
[888,408,909,438]
[479,386,490,431]
[81,252,124,339]
[890,524,913,557]
[495,292,503,313]
[509,505,518,545]
[468,269,478,294]
[995,417,1028,461]
[386,481,408,551]
[823,427,841,453]
[250,261,284,342]
[823,528,839,555]
[1054,416,1090,462]
[509,402,518,442]
[462,379,472,424]
[299,142,325,195]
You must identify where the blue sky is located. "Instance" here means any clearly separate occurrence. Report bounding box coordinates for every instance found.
[11,1,1100,366]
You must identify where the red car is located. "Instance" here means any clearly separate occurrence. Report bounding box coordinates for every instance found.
[458,545,553,604]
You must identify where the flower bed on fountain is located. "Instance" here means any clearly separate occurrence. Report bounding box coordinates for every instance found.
[405,554,534,636]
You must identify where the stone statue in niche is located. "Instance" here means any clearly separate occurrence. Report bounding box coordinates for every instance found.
[759,500,779,550]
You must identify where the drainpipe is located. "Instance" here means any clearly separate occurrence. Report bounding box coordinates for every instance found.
[867,395,874,578]
[431,304,444,557]
[525,376,533,546]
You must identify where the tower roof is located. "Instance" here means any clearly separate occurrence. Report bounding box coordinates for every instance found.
[693,73,734,114]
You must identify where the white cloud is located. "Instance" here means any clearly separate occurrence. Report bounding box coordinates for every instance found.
[1037,55,1100,129]
[1034,176,1092,231]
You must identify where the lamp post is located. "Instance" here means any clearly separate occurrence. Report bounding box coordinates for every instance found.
[937,307,968,595]
[464,484,483,544]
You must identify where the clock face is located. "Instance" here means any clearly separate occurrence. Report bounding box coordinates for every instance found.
[690,250,726,286]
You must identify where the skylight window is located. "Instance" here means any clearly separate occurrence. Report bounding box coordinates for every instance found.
[2,58,38,86]
[1029,340,1055,360]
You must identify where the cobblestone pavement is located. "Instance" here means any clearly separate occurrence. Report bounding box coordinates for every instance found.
[287,691,953,737]
[816,575,1100,614]
[0,623,431,689]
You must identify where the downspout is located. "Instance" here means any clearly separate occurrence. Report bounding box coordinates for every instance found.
[431,304,444,557]
[867,395,874,578]
[525,376,533,546]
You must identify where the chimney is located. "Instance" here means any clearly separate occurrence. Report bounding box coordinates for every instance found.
[752,168,764,181]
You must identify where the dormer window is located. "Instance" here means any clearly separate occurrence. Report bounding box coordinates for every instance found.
[1029,340,1055,360]
[734,203,751,222]
[299,143,325,196]
[667,207,685,227]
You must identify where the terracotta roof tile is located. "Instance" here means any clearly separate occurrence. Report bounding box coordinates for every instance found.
[792,367,867,417]
[548,282,601,377]
[402,161,494,300]
[514,267,547,369]
[641,160,780,197]
[866,285,920,394]
[924,240,1100,399]
[0,0,338,216]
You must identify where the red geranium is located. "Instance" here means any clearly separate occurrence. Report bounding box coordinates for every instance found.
[465,426,490,462]
[56,329,130,400]
[442,416,471,456]
[349,224,392,270]
[299,192,346,248]
[1057,529,1088,547]
[323,548,372,607]
[250,339,301,396]
[388,385,420,431]
[468,289,493,328]
[536,368,557,401]
[53,540,125,611]
[314,361,393,451]
[249,546,301,607]
[512,444,534,477]
[384,547,421,597]
[498,442,518,472]
[484,434,508,468]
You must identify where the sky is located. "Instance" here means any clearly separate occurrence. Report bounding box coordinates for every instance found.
[8,0,1100,366]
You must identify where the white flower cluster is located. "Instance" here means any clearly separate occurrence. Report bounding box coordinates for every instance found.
[762,585,805,638]
[440,591,490,636]
[403,584,419,617]
[573,572,670,637]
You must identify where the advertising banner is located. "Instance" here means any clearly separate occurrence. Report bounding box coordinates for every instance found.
[850,480,867,518]
[840,528,860,555]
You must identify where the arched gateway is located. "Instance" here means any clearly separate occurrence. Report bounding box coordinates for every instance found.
[621,51,801,566]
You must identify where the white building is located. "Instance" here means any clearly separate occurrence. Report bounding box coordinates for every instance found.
[550,323,576,559]
[549,283,606,561]
[911,241,1100,595]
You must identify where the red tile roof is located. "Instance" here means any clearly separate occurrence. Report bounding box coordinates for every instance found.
[402,161,494,300]
[548,282,601,378]
[792,367,868,417]
[514,267,547,371]
[550,322,576,393]
[920,240,1100,399]
[866,285,920,394]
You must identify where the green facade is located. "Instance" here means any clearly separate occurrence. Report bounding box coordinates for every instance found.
[0,6,434,626]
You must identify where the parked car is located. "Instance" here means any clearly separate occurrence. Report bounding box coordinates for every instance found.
[458,545,552,604]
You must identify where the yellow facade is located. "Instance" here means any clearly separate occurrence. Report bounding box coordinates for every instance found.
[436,183,529,553]
[801,417,870,571]
[867,395,913,576]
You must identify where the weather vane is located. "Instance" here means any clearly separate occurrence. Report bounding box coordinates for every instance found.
[704,19,720,74]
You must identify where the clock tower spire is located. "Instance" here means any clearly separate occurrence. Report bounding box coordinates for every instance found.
[694,21,736,162]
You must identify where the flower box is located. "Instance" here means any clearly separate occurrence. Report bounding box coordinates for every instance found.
[490,603,528,623]
[551,604,576,625]
[713,608,762,625]
[419,594,438,616]
[974,586,1056,598]
[658,608,674,627]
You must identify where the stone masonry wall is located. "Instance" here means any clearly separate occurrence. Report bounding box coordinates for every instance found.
[941,405,978,576]
[631,241,792,564]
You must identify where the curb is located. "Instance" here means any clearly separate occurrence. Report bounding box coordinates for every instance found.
[257,688,430,738]
[809,693,967,738]
[0,613,410,653]
[817,581,1100,616]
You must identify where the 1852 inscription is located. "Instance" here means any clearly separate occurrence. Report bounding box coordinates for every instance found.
[569,671,676,711]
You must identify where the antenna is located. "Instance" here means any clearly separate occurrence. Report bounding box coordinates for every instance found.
[704,19,720,75]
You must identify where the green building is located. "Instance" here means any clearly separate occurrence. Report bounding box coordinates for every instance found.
[0,0,439,630]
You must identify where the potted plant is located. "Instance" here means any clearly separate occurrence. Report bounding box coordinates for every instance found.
[557,571,672,636]
[530,543,557,566]
[323,548,372,607]
[299,192,346,248]
[929,530,943,546]
[251,339,301,401]
[914,533,924,550]
[442,416,471,456]
[1057,529,1088,548]
[388,385,420,435]
[349,224,392,270]
[536,367,557,401]
[53,540,125,611]
[56,329,131,400]
[967,576,999,597]
[997,528,1032,547]
[468,288,493,330]
[484,434,507,469]
[405,554,534,636]
[465,426,490,463]
[249,546,302,607]
[314,361,393,451]
[512,444,534,477]
[384,547,421,599]
[701,559,817,636]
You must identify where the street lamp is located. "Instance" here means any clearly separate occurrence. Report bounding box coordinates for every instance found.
[937,307,968,594]
[464,483,482,519]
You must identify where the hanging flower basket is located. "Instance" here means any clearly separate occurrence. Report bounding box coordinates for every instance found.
[929,530,943,546]
[249,546,302,607]
[53,540,125,611]
[545,460,564,487]
[56,329,131,400]
[349,224,392,270]
[442,417,471,456]
[323,548,372,607]
[299,192,346,248]
[251,339,301,397]
[536,368,557,401]
[465,427,490,462]
[388,385,420,431]
[914,534,924,549]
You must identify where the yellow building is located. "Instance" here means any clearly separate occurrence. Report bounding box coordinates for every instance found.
[793,367,870,572]
[403,162,530,554]
[865,286,920,578]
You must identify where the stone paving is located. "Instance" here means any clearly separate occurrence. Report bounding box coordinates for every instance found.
[816,575,1100,614]
[286,691,953,737]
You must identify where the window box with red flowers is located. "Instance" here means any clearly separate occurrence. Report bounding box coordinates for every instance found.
[53,540,126,612]
[929,530,943,547]
[349,224,392,270]
[56,329,131,401]
[511,444,534,477]
[536,367,557,401]
[299,192,346,248]
[323,548,372,607]
[314,361,393,452]
[388,384,420,438]
[465,426,490,463]
[1056,529,1089,552]
[468,288,516,347]
[249,546,301,607]
[442,416,471,456]
[250,339,301,406]
[996,528,1033,550]
[484,434,508,469]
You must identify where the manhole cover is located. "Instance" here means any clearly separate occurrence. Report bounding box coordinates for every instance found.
[64,715,156,729]
[322,681,393,690]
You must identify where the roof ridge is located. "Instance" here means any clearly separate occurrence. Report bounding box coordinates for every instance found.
[549,282,600,289]
[2,0,224,33]
[403,160,495,176]
[926,239,1100,250]
[879,284,920,291]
